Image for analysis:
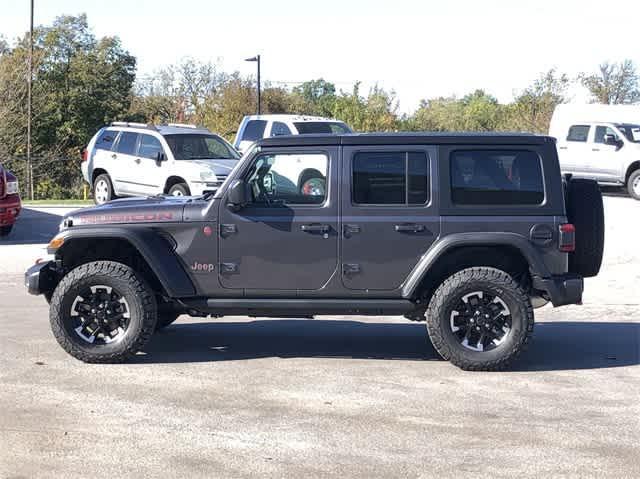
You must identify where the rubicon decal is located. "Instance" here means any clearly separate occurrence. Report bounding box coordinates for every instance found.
[77,212,174,224]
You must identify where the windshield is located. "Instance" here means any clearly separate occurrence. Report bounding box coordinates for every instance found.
[164,134,240,160]
[294,121,352,134]
[615,124,640,143]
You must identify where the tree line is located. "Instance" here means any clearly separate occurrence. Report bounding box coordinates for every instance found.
[1,15,639,199]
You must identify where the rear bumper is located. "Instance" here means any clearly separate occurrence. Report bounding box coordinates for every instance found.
[533,274,583,307]
[0,194,21,226]
[25,260,59,296]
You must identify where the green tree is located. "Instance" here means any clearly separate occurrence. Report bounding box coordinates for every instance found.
[581,60,640,104]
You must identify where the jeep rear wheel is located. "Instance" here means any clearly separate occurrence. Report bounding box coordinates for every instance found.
[49,261,157,363]
[627,169,640,200]
[425,267,534,371]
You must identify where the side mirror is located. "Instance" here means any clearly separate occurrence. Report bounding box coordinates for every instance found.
[227,179,250,211]
[604,134,623,149]
[156,151,167,162]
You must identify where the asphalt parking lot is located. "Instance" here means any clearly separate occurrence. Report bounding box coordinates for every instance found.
[1,196,639,478]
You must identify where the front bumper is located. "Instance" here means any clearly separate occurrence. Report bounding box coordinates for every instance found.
[0,194,21,226]
[533,274,584,307]
[25,260,60,296]
[188,180,223,196]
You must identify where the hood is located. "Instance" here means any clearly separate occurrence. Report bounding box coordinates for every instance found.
[63,195,190,228]
[188,159,238,175]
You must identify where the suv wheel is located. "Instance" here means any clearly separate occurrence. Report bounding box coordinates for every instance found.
[425,267,534,371]
[93,174,116,204]
[168,183,190,196]
[49,261,157,363]
[627,169,640,200]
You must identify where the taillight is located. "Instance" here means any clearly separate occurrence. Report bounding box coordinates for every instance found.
[559,223,576,252]
[81,149,88,162]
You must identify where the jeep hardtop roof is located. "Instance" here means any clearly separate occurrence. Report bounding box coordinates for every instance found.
[258,132,554,147]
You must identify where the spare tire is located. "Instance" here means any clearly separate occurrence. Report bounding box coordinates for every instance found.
[566,179,604,278]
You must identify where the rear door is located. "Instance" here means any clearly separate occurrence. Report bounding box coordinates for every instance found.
[340,146,439,291]
[559,125,591,177]
[218,147,339,291]
[111,131,141,194]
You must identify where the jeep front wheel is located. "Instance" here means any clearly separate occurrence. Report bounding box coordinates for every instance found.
[49,261,157,363]
[425,267,534,371]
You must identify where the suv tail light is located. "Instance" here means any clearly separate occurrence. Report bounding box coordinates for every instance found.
[81,149,88,162]
[559,223,576,252]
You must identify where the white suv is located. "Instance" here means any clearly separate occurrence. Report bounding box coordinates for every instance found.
[82,123,240,204]
[233,114,351,154]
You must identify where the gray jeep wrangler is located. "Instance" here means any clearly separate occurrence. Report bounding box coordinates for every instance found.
[26,133,605,370]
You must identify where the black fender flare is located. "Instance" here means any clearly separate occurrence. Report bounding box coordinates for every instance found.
[54,227,195,297]
[401,232,551,298]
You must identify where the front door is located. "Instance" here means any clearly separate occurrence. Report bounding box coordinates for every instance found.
[589,125,626,181]
[218,147,339,290]
[111,131,144,194]
[341,146,440,291]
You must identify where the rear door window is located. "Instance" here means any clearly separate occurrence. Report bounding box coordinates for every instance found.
[352,151,430,205]
[95,130,119,151]
[115,132,139,156]
[567,125,590,142]
[450,150,544,205]
[242,120,268,142]
[270,122,292,137]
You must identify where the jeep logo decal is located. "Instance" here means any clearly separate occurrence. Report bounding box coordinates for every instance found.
[190,261,215,273]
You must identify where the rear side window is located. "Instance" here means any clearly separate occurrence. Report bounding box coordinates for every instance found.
[567,125,590,142]
[138,134,164,159]
[242,120,268,141]
[352,151,430,205]
[94,130,119,151]
[271,122,292,137]
[451,150,544,205]
[115,132,139,155]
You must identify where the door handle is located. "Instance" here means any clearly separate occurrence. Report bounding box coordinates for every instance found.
[559,146,568,150]
[301,224,330,233]
[592,148,600,152]
[395,224,426,233]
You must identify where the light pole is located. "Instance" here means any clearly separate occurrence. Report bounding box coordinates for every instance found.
[244,55,261,115]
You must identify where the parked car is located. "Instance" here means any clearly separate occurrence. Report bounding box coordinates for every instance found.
[82,122,241,204]
[27,132,604,371]
[0,163,21,237]
[233,114,352,154]
[549,104,640,200]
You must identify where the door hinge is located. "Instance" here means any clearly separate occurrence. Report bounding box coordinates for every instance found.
[220,224,237,237]
[343,263,361,275]
[220,262,238,273]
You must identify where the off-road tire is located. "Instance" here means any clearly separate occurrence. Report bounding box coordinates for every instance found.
[425,267,534,371]
[93,173,116,204]
[168,183,190,196]
[49,261,157,363]
[155,312,180,331]
[566,179,604,278]
[627,169,640,201]
[0,225,13,237]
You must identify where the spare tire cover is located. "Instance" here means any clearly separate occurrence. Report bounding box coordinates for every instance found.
[566,179,605,278]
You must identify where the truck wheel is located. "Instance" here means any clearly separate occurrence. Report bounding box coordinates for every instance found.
[49,261,157,363]
[168,183,190,196]
[425,267,534,371]
[627,169,640,200]
[93,174,116,204]
[566,179,605,278]
[0,225,13,237]
[155,312,179,331]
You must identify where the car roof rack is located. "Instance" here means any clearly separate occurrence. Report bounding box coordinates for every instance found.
[166,123,198,129]
[110,122,158,130]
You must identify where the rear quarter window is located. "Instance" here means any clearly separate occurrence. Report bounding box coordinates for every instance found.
[451,150,544,205]
[94,130,119,151]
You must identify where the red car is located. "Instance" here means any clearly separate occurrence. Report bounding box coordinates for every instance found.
[0,163,21,236]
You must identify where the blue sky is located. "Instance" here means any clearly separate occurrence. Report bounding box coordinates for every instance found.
[2,0,639,113]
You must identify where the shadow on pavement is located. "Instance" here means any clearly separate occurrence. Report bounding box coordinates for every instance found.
[0,208,63,245]
[137,319,639,371]
[600,186,632,198]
